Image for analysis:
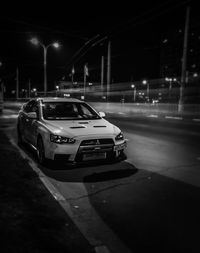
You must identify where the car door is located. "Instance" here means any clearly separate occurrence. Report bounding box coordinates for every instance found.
[25,101,39,146]
[20,100,35,141]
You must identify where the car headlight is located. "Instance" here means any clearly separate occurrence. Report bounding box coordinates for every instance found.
[115,132,124,141]
[50,134,76,144]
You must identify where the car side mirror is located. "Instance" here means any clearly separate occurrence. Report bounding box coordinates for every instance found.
[99,111,106,118]
[27,112,37,119]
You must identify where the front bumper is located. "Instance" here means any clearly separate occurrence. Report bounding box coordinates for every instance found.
[75,140,127,163]
[46,136,127,164]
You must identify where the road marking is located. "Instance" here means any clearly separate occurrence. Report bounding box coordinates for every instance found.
[7,133,131,253]
[0,114,18,119]
[147,115,158,118]
[165,116,183,120]
[193,119,200,122]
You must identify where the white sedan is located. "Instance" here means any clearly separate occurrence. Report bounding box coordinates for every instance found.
[17,97,127,165]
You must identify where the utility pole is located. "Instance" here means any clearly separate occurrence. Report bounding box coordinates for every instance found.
[84,69,86,99]
[28,79,31,98]
[1,81,4,101]
[107,41,111,101]
[83,63,88,99]
[179,6,190,112]
[16,68,19,99]
[101,56,104,90]
[71,65,75,85]
[44,47,47,96]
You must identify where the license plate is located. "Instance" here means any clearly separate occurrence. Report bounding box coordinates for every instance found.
[114,142,127,151]
[83,153,106,161]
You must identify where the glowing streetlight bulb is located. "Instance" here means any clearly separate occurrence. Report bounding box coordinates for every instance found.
[53,42,60,48]
[30,38,39,45]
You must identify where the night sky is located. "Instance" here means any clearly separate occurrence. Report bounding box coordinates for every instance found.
[0,0,199,93]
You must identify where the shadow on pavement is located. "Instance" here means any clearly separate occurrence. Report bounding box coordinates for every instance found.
[18,142,138,183]
[83,168,137,182]
[85,168,200,253]
[40,162,138,183]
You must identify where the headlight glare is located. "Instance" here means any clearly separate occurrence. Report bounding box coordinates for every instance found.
[50,134,76,144]
[115,132,124,141]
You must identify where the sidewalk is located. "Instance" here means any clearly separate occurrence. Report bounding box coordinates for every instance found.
[0,129,94,253]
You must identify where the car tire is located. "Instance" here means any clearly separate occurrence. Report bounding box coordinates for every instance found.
[37,137,46,165]
[17,124,24,145]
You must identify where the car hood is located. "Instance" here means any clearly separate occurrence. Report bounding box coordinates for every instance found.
[43,118,120,137]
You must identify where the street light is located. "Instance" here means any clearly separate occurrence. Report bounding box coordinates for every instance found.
[31,88,37,97]
[131,84,136,102]
[55,85,59,97]
[165,77,177,88]
[165,77,177,102]
[142,79,149,102]
[30,38,60,96]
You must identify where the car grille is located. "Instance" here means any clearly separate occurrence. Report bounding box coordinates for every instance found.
[75,138,115,162]
[81,138,114,146]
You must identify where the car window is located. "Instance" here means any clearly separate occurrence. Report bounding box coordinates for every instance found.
[23,101,35,113]
[79,104,94,118]
[24,100,39,115]
[30,102,39,113]
[42,102,100,120]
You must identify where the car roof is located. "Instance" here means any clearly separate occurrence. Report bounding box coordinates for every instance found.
[35,97,82,103]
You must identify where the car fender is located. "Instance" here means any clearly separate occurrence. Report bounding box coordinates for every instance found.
[36,122,51,156]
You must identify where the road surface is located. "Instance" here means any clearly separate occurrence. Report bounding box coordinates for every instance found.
[1,107,200,253]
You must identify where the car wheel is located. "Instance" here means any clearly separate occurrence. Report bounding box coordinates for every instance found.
[37,137,46,165]
[17,124,24,145]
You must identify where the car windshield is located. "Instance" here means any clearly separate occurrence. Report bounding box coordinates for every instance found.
[42,102,101,120]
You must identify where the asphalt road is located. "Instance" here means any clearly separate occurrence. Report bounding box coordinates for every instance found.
[1,108,200,253]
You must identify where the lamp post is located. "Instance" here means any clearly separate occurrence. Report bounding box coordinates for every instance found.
[131,84,136,102]
[165,77,177,102]
[30,38,60,96]
[142,79,149,102]
[71,66,75,85]
[55,85,59,97]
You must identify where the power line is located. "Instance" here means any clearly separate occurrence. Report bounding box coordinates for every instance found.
[67,36,108,67]
[0,16,88,40]
[64,34,100,68]
[64,0,193,68]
